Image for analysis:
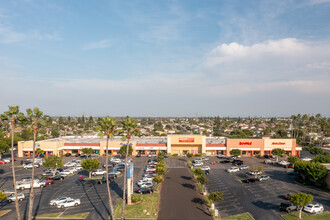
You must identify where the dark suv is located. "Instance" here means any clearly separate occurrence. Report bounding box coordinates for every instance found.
[280,202,297,212]
[136,187,154,194]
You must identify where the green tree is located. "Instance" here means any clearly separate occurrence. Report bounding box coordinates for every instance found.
[250,165,264,178]
[81,159,100,178]
[51,129,60,138]
[156,166,167,175]
[1,105,26,220]
[272,148,285,162]
[118,145,133,157]
[197,175,209,192]
[208,191,224,208]
[26,107,48,220]
[81,147,94,156]
[43,155,63,175]
[229,149,241,157]
[305,162,328,182]
[35,148,45,157]
[121,116,138,219]
[97,116,116,220]
[288,156,300,164]
[153,175,164,186]
[309,147,324,155]
[312,155,330,163]
[0,190,7,202]
[289,193,313,219]
[0,140,10,159]
[193,168,204,176]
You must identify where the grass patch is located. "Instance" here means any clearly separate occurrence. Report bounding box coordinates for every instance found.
[114,193,159,219]
[62,212,90,219]
[85,176,102,180]
[223,212,255,220]
[282,211,330,220]
[37,212,61,218]
[0,210,11,217]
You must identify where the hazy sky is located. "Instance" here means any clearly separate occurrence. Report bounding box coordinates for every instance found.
[1,0,330,117]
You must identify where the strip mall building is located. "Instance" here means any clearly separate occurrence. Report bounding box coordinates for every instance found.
[18,135,301,157]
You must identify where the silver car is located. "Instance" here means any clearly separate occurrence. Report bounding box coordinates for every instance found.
[7,193,25,202]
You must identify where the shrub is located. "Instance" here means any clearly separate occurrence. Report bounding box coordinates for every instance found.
[312,155,330,163]
[288,156,300,164]
[187,153,193,158]
[131,194,142,203]
[309,147,325,155]
[172,154,178,157]
[153,175,164,184]
[193,168,204,176]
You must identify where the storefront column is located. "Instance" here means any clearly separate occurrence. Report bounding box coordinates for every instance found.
[45,151,48,157]
[66,149,69,154]
[251,151,254,156]
[78,149,81,154]
[297,151,300,157]
[111,150,113,155]
[28,151,31,157]
[156,150,159,155]
[145,151,148,155]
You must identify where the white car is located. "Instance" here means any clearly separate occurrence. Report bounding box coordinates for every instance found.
[57,198,81,209]
[303,203,324,213]
[201,166,210,171]
[7,193,25,202]
[92,169,107,176]
[16,181,45,190]
[142,176,154,181]
[67,167,77,173]
[140,182,154,188]
[278,161,290,166]
[257,175,270,181]
[24,163,39,169]
[3,159,11,163]
[74,166,83,170]
[49,196,73,206]
[249,171,262,175]
[301,157,312,162]
[202,157,209,161]
[110,170,121,176]
[111,158,121,163]
[59,170,71,176]
[227,167,239,173]
[193,162,203,167]
[137,180,152,187]
[145,167,156,172]
[239,165,249,170]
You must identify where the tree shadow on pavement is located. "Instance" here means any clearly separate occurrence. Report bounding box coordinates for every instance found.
[182,183,195,190]
[110,181,123,198]
[81,180,105,220]
[93,184,110,216]
[33,188,44,219]
[181,176,192,180]
[192,198,205,205]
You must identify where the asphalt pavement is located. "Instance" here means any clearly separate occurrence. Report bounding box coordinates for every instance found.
[158,158,212,220]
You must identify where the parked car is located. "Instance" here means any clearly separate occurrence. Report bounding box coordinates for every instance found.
[75,153,81,157]
[264,159,274,164]
[145,167,156,172]
[136,187,154,194]
[280,202,297,212]
[278,161,290,166]
[257,175,270,181]
[7,193,25,202]
[193,162,203,167]
[137,180,152,187]
[220,160,231,163]
[57,198,81,209]
[201,166,211,171]
[16,181,44,190]
[136,154,141,157]
[301,157,312,162]
[98,174,117,184]
[303,203,324,213]
[41,171,55,177]
[51,175,65,181]
[243,178,257,183]
[2,189,15,196]
[49,196,73,206]
[40,178,54,185]
[202,157,209,161]
[143,176,154,182]
[91,169,107,176]
[0,160,7,164]
[24,163,39,169]
[287,170,299,175]
[284,193,293,200]
[239,165,249,170]
[59,170,71,176]
[140,182,155,188]
[227,167,239,173]
[249,171,262,175]
[65,153,72,157]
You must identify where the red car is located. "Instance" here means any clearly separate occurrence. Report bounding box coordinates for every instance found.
[41,178,54,185]
[0,161,6,164]
[284,193,293,200]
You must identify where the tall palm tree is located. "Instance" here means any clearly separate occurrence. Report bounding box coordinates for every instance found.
[1,105,26,220]
[26,107,48,220]
[120,116,137,220]
[98,116,116,220]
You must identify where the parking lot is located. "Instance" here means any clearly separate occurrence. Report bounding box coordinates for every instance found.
[204,157,330,219]
[0,156,149,219]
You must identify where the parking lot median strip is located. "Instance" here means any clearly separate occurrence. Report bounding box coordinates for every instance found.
[84,176,102,180]
[222,212,255,220]
[114,193,159,219]
[0,210,11,217]
[36,212,90,219]
[282,211,330,220]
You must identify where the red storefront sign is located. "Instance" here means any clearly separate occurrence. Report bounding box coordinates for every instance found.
[272,142,285,145]
[179,138,194,143]
[239,142,252,145]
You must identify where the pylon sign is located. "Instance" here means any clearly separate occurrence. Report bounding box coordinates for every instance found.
[127,163,134,179]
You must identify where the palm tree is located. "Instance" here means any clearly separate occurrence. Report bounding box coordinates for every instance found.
[121,116,137,220]
[1,105,26,220]
[26,107,48,220]
[98,116,116,220]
